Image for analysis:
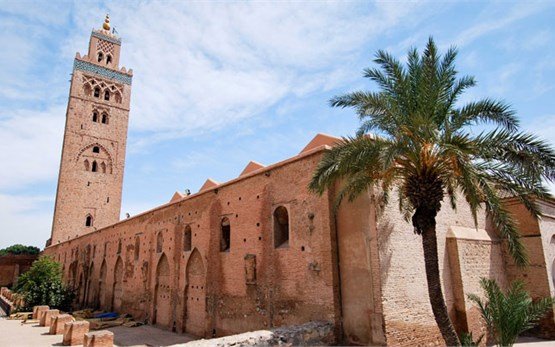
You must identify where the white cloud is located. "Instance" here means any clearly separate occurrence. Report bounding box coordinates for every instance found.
[2,1,553,250]
[453,2,547,47]
[488,62,521,96]
[0,194,53,249]
[0,106,65,190]
[59,1,428,146]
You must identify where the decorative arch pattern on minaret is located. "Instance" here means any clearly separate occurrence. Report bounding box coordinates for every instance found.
[81,75,123,104]
[77,143,114,174]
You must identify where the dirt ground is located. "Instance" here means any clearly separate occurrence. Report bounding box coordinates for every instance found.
[0,316,196,347]
[1,312,553,346]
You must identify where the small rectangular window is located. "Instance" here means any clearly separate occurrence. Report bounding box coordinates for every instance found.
[220,218,230,252]
[184,226,192,252]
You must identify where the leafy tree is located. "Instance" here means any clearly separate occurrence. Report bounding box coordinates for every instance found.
[0,244,40,256]
[309,37,555,345]
[14,256,74,312]
[468,278,554,346]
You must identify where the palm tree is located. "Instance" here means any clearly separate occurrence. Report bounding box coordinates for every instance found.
[309,37,555,346]
[468,278,554,346]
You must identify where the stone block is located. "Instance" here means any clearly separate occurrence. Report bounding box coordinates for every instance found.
[84,330,114,347]
[63,320,90,346]
[49,314,73,335]
[33,305,49,320]
[40,309,60,327]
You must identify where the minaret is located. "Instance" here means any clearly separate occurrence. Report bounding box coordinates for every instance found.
[49,15,133,245]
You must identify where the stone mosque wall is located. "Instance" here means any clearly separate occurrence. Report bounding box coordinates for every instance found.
[44,142,346,339]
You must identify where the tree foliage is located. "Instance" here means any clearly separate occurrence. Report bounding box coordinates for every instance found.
[310,38,555,265]
[468,278,554,346]
[14,256,74,312]
[0,244,40,256]
[309,37,555,346]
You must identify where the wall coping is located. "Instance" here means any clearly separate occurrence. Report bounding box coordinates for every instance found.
[446,226,495,241]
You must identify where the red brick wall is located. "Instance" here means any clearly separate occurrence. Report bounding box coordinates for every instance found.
[44,150,341,338]
[0,254,37,287]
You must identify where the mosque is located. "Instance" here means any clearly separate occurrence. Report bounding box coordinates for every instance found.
[43,16,555,345]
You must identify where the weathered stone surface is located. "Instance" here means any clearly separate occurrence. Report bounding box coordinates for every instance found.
[40,309,60,327]
[182,321,335,346]
[49,314,73,335]
[32,305,49,320]
[84,330,114,347]
[63,320,90,346]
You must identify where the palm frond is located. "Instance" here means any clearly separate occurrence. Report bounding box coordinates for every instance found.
[308,136,391,195]
[469,278,554,346]
[452,99,518,131]
[476,129,555,182]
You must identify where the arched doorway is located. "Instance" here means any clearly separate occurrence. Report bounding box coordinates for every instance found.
[185,249,206,336]
[112,257,123,312]
[98,260,107,309]
[154,253,171,328]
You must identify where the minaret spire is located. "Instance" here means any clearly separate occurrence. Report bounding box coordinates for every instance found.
[102,14,111,31]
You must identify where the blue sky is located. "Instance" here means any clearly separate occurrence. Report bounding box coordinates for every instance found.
[1,1,554,249]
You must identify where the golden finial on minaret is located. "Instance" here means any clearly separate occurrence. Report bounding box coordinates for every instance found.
[102,14,110,31]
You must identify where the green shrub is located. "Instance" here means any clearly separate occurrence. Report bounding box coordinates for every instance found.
[14,256,74,312]
[0,244,40,256]
[468,278,554,346]
[459,332,483,346]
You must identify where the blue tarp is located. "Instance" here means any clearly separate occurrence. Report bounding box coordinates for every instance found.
[94,312,118,319]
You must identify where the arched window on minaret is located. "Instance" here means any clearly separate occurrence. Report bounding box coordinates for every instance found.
[92,111,98,122]
[94,87,101,98]
[91,161,98,172]
[92,146,100,153]
[104,90,110,101]
[97,52,104,63]
[106,54,112,65]
[101,113,108,124]
[84,159,90,171]
[85,215,93,227]
[100,162,106,173]
[114,92,122,104]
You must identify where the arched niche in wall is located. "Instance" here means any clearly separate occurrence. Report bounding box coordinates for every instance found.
[154,253,171,328]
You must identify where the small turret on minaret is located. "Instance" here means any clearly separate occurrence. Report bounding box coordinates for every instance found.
[84,14,124,70]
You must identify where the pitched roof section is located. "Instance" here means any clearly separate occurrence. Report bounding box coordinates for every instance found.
[199,178,219,192]
[169,191,184,203]
[299,133,341,154]
[239,161,265,176]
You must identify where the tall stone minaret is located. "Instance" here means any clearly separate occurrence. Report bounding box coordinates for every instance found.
[49,15,133,245]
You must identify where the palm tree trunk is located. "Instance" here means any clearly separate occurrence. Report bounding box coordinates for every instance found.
[421,213,460,346]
